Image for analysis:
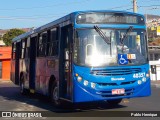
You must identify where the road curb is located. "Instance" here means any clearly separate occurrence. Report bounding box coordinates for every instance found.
[151,83,160,88]
[155,84,160,88]
[0,80,12,83]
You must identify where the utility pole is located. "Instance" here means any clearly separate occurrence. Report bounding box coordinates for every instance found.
[133,0,138,13]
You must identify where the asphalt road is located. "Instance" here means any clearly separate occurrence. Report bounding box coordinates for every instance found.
[0,80,160,120]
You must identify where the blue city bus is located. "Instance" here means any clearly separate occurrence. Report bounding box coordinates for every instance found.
[11,10,151,106]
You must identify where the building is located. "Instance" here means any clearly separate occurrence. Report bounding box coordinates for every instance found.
[0,29,8,37]
[0,41,5,46]
[148,46,160,61]
[148,46,160,81]
[0,47,11,80]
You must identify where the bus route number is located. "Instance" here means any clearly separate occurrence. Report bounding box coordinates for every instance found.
[133,73,145,78]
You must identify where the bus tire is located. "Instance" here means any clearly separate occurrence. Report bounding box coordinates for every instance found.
[107,99,122,106]
[51,83,61,107]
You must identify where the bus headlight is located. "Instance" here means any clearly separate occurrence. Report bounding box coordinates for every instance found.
[142,77,146,82]
[91,82,96,88]
[146,73,150,77]
[77,76,82,82]
[84,80,89,86]
[146,71,150,77]
[137,80,142,85]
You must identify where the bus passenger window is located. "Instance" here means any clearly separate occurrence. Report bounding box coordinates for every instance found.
[25,37,30,58]
[65,48,69,70]
[47,28,59,56]
[21,40,26,59]
[12,43,16,59]
[37,32,47,57]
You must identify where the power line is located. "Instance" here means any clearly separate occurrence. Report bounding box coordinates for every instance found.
[139,0,160,2]
[0,2,132,21]
[0,4,133,21]
[125,8,133,11]
[0,15,62,21]
[2,2,160,21]
[0,13,67,19]
[0,12,69,21]
[139,5,160,8]
[0,0,91,11]
[125,5,160,11]
[109,4,132,10]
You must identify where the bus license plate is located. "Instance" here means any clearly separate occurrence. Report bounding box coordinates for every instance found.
[112,89,125,95]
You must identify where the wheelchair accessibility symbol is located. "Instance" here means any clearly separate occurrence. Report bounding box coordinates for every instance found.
[118,54,128,65]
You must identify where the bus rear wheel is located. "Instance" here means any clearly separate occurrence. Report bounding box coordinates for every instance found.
[107,99,122,106]
[51,83,61,107]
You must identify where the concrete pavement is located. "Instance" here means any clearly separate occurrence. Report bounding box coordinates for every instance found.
[151,80,160,88]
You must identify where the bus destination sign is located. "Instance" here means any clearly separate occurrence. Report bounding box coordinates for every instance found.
[77,13,145,24]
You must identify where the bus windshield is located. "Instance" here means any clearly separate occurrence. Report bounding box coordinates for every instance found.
[74,29,148,67]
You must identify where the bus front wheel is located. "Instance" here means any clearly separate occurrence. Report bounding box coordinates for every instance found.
[51,83,61,107]
[107,99,122,106]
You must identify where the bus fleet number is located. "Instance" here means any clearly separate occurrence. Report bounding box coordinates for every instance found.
[133,73,145,78]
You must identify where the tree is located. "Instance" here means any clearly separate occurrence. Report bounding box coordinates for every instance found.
[3,28,25,46]
[0,35,3,40]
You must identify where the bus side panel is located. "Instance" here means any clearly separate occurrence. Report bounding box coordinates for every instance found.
[35,57,59,95]
[45,58,59,95]
[35,58,46,94]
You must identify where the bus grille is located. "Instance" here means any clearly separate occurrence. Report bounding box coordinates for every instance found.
[97,88,134,98]
[97,81,136,86]
[90,68,142,76]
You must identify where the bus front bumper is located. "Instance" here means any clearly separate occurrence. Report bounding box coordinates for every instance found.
[73,79,151,103]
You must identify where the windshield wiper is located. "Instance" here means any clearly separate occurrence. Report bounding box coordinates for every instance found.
[120,26,133,53]
[120,26,133,44]
[94,25,111,44]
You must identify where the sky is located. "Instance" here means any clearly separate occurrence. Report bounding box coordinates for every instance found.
[0,0,160,29]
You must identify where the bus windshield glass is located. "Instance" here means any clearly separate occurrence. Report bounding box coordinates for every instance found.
[74,29,148,67]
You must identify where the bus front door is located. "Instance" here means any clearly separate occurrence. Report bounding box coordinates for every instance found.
[15,42,20,85]
[60,25,73,100]
[29,36,37,92]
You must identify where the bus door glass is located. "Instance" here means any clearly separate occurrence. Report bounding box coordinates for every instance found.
[24,38,30,88]
[29,36,37,90]
[60,25,73,100]
[15,42,20,85]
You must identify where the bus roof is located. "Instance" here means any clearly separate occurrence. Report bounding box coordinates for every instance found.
[74,10,144,17]
[12,10,144,42]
